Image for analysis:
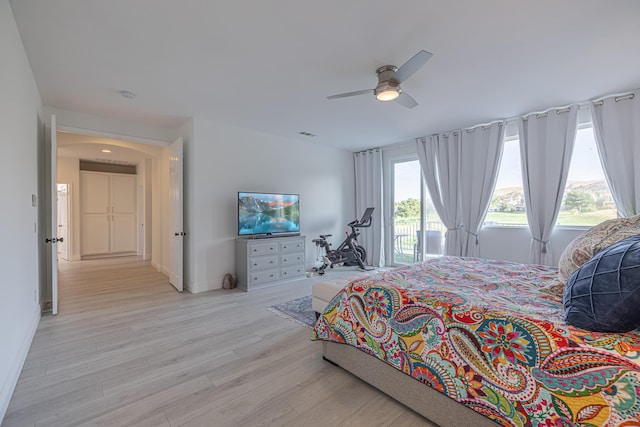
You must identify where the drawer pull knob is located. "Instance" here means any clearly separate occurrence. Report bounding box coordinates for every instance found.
[270,274,274,277]
[270,260,274,264]
[283,258,287,262]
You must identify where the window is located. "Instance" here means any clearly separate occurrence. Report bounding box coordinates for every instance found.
[485,138,527,226]
[389,159,444,265]
[556,126,616,226]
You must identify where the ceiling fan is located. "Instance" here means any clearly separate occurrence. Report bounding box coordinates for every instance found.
[327,50,433,109]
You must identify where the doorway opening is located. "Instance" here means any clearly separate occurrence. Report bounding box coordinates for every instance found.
[388,158,445,266]
[44,126,184,315]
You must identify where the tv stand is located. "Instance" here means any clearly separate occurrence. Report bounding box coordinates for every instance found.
[235,235,306,291]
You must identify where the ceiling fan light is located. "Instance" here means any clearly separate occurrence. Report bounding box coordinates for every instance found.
[376,89,399,101]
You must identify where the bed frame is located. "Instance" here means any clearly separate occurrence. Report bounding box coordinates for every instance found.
[322,341,497,427]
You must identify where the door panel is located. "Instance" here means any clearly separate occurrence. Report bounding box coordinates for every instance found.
[111,215,137,253]
[80,171,137,256]
[50,115,58,314]
[388,158,445,266]
[82,173,110,214]
[57,185,69,260]
[111,175,136,214]
[168,137,184,292]
[82,215,110,255]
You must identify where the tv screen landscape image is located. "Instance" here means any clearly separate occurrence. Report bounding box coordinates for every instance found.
[238,192,300,236]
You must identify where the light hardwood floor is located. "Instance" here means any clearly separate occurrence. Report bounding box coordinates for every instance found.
[4,258,433,427]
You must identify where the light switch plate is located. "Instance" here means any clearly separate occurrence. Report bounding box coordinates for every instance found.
[32,194,37,207]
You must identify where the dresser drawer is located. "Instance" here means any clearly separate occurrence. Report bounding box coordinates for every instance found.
[249,255,279,270]
[280,265,305,279]
[249,268,280,286]
[280,240,304,253]
[236,236,306,291]
[280,253,304,266]
[249,242,278,256]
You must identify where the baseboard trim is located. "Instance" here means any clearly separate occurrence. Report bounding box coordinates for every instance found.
[151,261,167,275]
[187,279,223,294]
[0,305,40,423]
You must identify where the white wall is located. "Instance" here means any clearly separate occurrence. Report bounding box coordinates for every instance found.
[0,0,43,421]
[479,226,583,266]
[186,118,355,292]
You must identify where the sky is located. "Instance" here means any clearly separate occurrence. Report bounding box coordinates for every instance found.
[393,126,608,202]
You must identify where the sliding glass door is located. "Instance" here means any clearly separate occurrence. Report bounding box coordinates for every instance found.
[389,158,444,265]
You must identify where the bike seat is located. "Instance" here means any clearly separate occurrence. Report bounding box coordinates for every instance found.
[320,234,332,239]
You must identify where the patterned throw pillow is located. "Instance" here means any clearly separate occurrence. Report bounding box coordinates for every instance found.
[557,215,640,283]
[563,234,640,332]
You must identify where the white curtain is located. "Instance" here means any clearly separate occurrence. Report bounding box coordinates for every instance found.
[416,134,464,256]
[459,122,505,257]
[518,106,578,265]
[590,91,640,217]
[354,149,384,266]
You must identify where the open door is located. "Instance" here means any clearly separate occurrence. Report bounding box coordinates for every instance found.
[57,184,69,261]
[168,137,184,291]
[48,115,59,314]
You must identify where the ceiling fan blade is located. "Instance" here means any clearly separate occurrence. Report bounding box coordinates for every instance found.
[395,92,418,109]
[394,50,433,83]
[327,89,373,100]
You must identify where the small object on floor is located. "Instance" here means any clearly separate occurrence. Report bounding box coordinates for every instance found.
[222,273,236,289]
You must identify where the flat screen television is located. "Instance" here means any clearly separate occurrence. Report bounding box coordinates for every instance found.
[238,192,300,237]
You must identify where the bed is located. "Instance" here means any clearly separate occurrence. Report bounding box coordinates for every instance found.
[311,257,640,426]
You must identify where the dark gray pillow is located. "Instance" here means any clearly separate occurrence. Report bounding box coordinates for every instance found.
[563,234,640,332]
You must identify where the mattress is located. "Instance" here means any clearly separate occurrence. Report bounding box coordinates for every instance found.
[311,257,640,426]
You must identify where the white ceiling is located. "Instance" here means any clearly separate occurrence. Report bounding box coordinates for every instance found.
[10,0,640,151]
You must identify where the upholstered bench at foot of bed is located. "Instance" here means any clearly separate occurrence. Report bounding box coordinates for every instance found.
[312,275,366,315]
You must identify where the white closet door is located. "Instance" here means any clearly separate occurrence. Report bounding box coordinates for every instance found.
[110,175,137,252]
[81,171,137,256]
[82,173,110,213]
[111,175,136,214]
[111,215,137,252]
[82,216,110,254]
[81,172,110,255]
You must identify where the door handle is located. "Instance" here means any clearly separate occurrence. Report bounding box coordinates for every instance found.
[45,238,57,243]
[57,237,64,243]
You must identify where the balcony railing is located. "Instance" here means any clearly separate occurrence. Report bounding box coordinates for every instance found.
[393,219,445,264]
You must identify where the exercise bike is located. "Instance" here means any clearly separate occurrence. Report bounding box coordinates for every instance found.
[312,207,374,275]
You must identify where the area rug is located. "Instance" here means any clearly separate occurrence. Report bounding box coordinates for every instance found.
[268,295,317,328]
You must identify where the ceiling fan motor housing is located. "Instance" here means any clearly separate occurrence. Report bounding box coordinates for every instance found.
[374,65,401,99]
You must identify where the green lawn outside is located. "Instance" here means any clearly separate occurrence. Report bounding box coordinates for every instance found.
[484,209,616,227]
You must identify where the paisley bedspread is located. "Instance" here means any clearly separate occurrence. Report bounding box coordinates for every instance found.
[311,257,640,426]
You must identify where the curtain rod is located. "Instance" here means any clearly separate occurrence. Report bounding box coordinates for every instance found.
[424,89,637,138]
